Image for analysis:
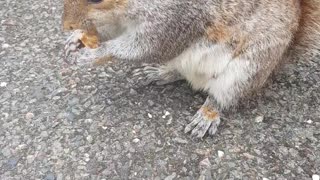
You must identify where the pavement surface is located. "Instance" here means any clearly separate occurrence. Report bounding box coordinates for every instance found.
[0,0,319,179]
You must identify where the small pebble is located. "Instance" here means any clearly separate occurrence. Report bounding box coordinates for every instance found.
[173,137,188,144]
[2,44,10,48]
[85,119,93,123]
[2,113,9,119]
[86,135,93,143]
[129,89,138,95]
[71,89,77,94]
[26,155,35,163]
[0,82,7,87]
[147,113,153,118]
[6,158,19,169]
[162,111,170,119]
[255,115,264,123]
[166,117,173,125]
[44,173,56,180]
[199,158,211,167]
[218,150,224,158]
[25,112,35,120]
[40,131,48,138]
[56,174,63,180]
[29,99,37,103]
[84,153,90,162]
[306,120,313,124]
[71,108,81,116]
[132,138,140,143]
[66,112,75,121]
[263,178,269,180]
[182,167,187,173]
[98,72,109,78]
[52,96,60,100]
[313,174,320,180]
[147,100,155,106]
[243,153,255,159]
[164,172,176,180]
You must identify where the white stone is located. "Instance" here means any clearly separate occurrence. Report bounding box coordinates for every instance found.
[0,82,7,87]
[2,44,10,48]
[132,138,140,143]
[25,112,35,120]
[218,150,224,158]
[312,174,320,180]
[85,119,93,123]
[52,96,60,100]
[162,111,171,118]
[147,113,153,118]
[27,155,35,163]
[86,135,93,143]
[84,153,90,162]
[307,120,313,124]
[166,117,173,125]
[255,115,264,123]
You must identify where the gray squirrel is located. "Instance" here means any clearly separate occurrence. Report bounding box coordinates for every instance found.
[62,0,320,138]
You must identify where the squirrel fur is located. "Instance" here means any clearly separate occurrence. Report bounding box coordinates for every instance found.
[62,0,320,138]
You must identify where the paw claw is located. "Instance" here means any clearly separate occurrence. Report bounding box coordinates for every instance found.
[132,64,161,85]
[132,64,183,86]
[185,109,221,138]
[191,119,211,138]
[132,70,143,77]
[208,119,220,135]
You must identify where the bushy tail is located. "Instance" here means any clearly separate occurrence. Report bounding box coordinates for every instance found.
[289,0,320,60]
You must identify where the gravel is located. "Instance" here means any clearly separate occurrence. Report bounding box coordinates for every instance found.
[0,0,319,179]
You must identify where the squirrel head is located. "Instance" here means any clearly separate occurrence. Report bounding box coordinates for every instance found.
[62,0,127,32]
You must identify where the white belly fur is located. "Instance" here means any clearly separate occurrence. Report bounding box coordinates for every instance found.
[168,41,253,107]
[169,42,233,90]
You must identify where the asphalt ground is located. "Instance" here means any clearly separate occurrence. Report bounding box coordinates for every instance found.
[0,0,319,179]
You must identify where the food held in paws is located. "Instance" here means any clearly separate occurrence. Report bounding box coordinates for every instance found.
[80,20,100,49]
[80,32,99,49]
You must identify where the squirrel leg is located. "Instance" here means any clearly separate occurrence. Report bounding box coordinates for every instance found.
[132,63,183,86]
[185,58,256,138]
[184,96,221,138]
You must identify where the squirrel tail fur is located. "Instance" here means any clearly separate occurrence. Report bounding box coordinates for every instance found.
[289,0,320,61]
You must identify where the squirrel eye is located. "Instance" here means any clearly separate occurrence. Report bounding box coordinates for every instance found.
[88,0,103,3]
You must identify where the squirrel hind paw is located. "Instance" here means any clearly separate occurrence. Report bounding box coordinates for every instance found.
[184,107,221,138]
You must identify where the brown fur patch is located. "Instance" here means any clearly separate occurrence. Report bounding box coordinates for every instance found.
[292,0,320,56]
[63,0,127,31]
[63,0,87,31]
[206,24,248,58]
[206,24,232,43]
[201,107,219,120]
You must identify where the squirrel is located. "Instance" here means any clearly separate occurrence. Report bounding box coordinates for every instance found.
[62,0,320,138]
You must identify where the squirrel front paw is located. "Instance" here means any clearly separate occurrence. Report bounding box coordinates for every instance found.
[64,30,85,61]
[65,45,113,66]
[64,30,112,66]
